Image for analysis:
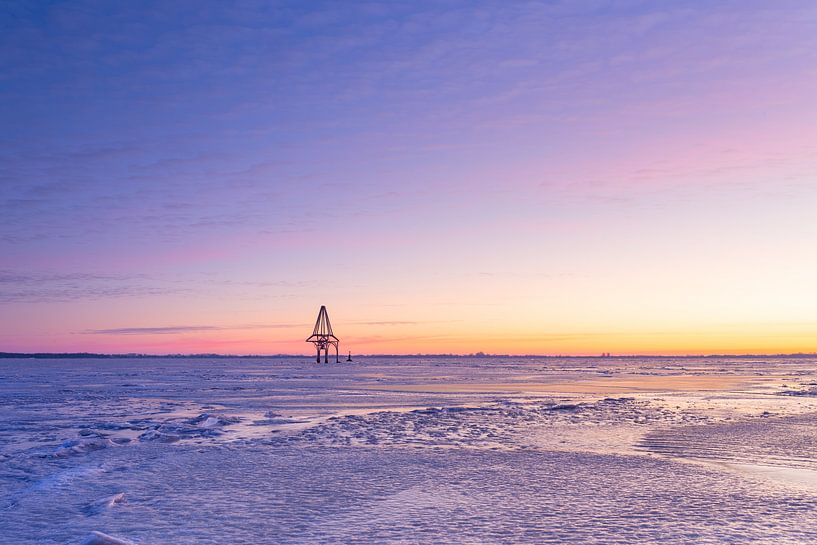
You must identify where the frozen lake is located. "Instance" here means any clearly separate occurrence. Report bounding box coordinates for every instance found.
[3,356,817,544]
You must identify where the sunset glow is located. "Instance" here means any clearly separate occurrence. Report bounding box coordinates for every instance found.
[2,1,817,355]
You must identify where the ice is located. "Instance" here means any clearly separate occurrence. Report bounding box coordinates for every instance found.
[78,531,135,545]
[83,493,126,516]
[2,356,817,544]
[53,438,116,458]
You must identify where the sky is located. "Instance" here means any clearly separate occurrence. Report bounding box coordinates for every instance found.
[2,0,817,355]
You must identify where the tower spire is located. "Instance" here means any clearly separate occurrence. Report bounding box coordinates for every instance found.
[306,306,339,363]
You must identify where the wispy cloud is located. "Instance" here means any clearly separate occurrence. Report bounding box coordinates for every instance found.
[85,326,221,335]
[353,320,423,326]
[83,323,305,335]
[352,320,458,326]
[346,334,451,345]
[0,270,183,303]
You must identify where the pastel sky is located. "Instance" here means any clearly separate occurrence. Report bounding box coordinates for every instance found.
[2,1,817,355]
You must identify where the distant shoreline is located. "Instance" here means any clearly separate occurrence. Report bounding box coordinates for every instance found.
[2,352,817,359]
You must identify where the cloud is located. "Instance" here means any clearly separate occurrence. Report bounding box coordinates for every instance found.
[351,320,458,326]
[353,320,424,326]
[83,323,305,335]
[85,326,221,335]
[0,270,183,303]
[346,334,451,345]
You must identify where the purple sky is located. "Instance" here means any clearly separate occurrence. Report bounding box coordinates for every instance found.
[2,1,817,354]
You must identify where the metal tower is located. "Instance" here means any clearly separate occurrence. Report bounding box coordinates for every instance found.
[306,305,339,363]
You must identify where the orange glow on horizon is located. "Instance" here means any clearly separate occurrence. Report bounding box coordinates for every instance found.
[11,320,816,357]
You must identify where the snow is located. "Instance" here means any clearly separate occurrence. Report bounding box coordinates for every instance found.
[2,356,817,544]
[79,531,134,545]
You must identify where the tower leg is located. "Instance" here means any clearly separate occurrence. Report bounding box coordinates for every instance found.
[316,346,320,363]
[324,348,328,364]
[335,344,339,363]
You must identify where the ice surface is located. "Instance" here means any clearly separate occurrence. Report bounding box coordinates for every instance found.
[78,531,134,545]
[83,492,126,516]
[2,356,817,544]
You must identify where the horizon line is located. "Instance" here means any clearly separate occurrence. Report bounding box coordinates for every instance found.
[3,351,817,359]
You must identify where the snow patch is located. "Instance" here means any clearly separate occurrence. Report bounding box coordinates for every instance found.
[78,530,136,545]
[83,492,126,516]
